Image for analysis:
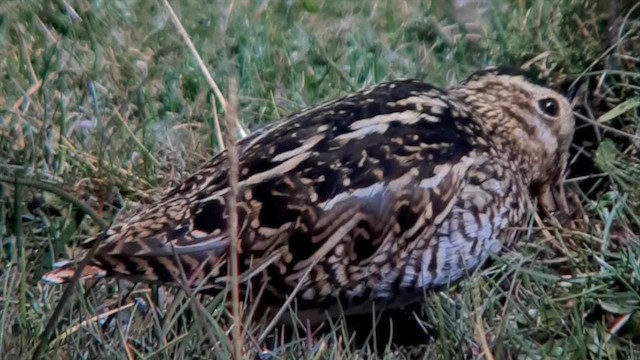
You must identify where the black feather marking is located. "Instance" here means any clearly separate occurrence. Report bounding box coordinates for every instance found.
[192,200,226,234]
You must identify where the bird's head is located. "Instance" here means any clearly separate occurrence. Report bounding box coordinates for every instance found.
[448,67,579,188]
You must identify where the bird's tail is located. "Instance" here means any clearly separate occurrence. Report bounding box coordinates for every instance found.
[41,260,107,285]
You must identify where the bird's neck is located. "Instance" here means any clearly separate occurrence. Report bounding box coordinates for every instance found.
[450,97,543,186]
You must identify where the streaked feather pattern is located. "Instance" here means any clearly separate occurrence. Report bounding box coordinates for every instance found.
[43,67,577,321]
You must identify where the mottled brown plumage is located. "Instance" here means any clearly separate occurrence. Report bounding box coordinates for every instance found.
[43,67,577,323]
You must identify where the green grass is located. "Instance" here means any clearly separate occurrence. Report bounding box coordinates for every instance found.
[1,0,640,358]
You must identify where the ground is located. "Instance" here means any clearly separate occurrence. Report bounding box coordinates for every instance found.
[1,0,639,359]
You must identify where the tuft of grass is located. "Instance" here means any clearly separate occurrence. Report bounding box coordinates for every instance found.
[1,0,639,358]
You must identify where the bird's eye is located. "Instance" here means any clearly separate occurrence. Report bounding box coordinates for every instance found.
[537,98,560,117]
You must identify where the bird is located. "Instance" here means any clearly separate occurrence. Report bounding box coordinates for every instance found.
[42,66,578,325]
